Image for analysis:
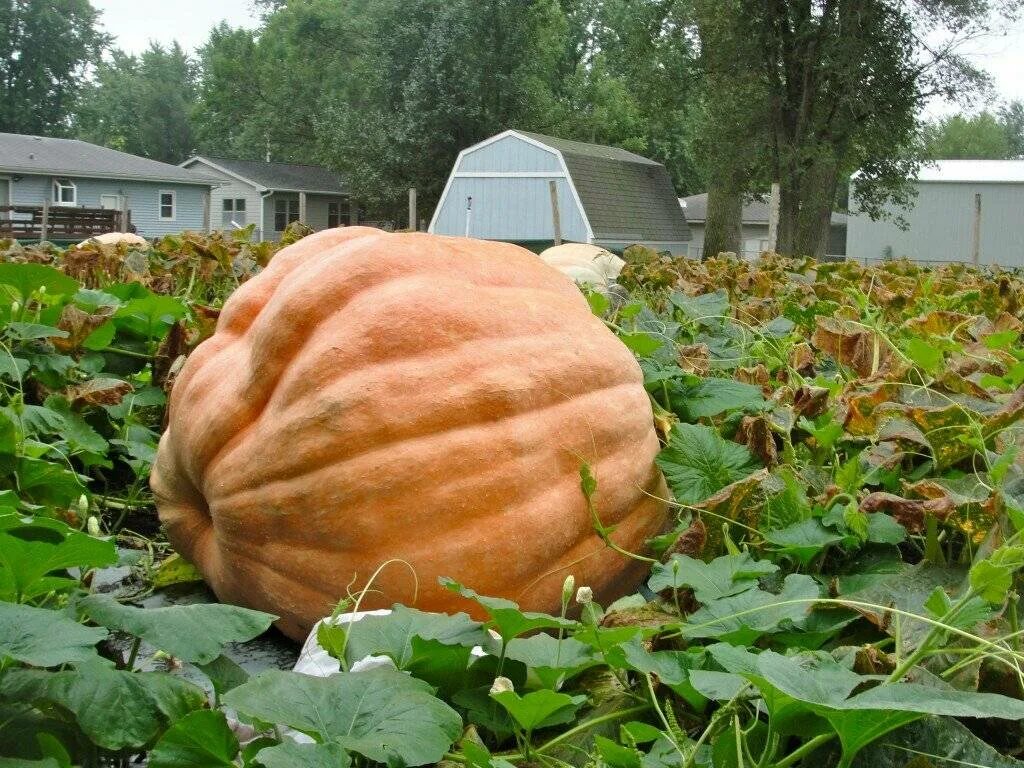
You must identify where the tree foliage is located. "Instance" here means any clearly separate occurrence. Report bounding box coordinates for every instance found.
[74,43,196,163]
[923,106,1024,159]
[0,0,108,135]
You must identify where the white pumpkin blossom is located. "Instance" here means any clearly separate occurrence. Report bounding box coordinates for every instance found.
[489,676,514,695]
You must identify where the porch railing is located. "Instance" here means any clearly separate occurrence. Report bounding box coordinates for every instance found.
[0,204,132,242]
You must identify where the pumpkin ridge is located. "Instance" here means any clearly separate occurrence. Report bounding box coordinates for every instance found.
[263,325,614,416]
[186,287,590,481]
[201,407,661,590]
[205,379,647,503]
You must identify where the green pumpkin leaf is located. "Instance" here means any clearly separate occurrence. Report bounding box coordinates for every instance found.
[2,665,206,751]
[763,519,847,567]
[149,710,239,768]
[619,331,663,356]
[343,604,488,668]
[656,423,761,506]
[224,668,462,767]
[851,717,1024,768]
[670,290,730,323]
[5,323,67,342]
[256,743,351,768]
[902,338,944,374]
[647,553,778,602]
[0,514,117,602]
[0,602,105,666]
[501,633,599,689]
[0,263,78,302]
[440,578,575,642]
[491,689,587,732]
[675,377,765,420]
[683,574,820,643]
[195,654,250,699]
[79,594,276,665]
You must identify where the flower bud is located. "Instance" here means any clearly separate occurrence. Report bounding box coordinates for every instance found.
[78,494,89,517]
[561,574,575,606]
[87,516,100,537]
[37,286,46,295]
[489,676,514,695]
[575,585,594,605]
[10,301,19,316]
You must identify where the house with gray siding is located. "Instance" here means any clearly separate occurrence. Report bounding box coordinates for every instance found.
[681,193,848,260]
[847,160,1024,267]
[180,157,353,242]
[430,130,691,254]
[0,133,216,238]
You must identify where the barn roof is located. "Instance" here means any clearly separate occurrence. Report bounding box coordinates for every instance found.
[0,132,217,186]
[681,193,847,226]
[513,131,690,243]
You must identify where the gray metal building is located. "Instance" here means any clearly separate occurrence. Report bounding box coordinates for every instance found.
[429,130,690,254]
[847,160,1024,267]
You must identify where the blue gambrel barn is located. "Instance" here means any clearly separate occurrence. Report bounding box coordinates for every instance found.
[429,130,691,254]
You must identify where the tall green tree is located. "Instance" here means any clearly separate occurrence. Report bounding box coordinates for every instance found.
[692,0,1020,257]
[1001,101,1024,158]
[0,0,108,135]
[75,43,196,163]
[196,0,571,217]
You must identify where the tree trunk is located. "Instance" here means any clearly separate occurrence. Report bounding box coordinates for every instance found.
[793,156,838,258]
[702,183,743,259]
[775,184,799,255]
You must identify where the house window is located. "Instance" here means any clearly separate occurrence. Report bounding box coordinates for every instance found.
[222,198,247,228]
[159,191,176,220]
[53,178,76,206]
[275,198,300,231]
[328,199,350,228]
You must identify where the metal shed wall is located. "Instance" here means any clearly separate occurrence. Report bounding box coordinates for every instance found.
[848,181,1024,267]
[431,134,588,243]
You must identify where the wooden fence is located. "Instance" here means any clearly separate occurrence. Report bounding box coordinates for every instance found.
[0,204,132,242]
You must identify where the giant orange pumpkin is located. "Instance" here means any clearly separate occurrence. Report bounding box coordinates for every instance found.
[151,227,668,640]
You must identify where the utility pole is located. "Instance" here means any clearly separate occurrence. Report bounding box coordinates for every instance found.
[408,188,417,231]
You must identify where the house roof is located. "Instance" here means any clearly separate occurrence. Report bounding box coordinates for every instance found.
[183,156,348,195]
[513,131,690,243]
[916,159,1024,183]
[0,133,217,186]
[680,193,848,227]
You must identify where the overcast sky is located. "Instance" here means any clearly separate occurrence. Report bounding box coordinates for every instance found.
[91,0,1024,118]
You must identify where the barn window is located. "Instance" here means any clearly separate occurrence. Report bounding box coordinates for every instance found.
[52,178,76,206]
[159,191,176,220]
[275,198,299,231]
[222,198,247,227]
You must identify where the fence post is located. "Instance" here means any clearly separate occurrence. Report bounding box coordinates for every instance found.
[767,182,780,253]
[121,198,130,233]
[39,200,49,244]
[549,179,562,246]
[971,193,982,267]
